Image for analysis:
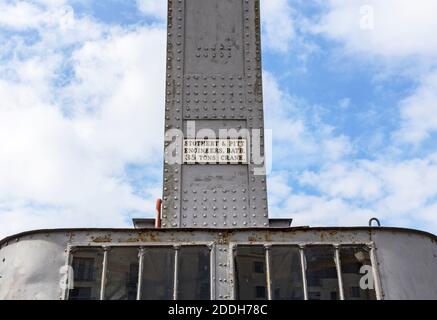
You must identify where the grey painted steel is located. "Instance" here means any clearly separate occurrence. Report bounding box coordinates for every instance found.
[370,244,383,300]
[134,218,291,229]
[372,231,437,299]
[334,246,345,300]
[1,227,436,300]
[173,246,179,300]
[209,244,216,299]
[100,247,109,300]
[265,245,272,300]
[299,246,309,300]
[162,0,269,229]
[137,247,145,300]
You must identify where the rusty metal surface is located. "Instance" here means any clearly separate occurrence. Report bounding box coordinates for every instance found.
[1,226,436,247]
[1,227,436,300]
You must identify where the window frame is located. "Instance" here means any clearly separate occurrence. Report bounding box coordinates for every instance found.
[64,242,215,301]
[231,242,382,301]
[63,241,382,301]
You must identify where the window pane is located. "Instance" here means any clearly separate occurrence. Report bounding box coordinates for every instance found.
[69,248,103,300]
[235,246,267,300]
[341,246,377,300]
[304,246,339,300]
[270,246,304,300]
[140,247,175,300]
[178,246,211,300]
[104,247,139,300]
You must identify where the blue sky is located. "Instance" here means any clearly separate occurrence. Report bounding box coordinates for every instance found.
[1,0,437,239]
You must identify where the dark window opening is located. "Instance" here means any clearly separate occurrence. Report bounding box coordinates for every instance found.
[68,248,103,300]
[178,246,211,300]
[235,246,267,300]
[350,286,361,298]
[140,247,175,300]
[340,246,376,300]
[72,258,95,282]
[305,246,339,300]
[69,287,92,300]
[105,247,139,300]
[330,291,338,300]
[270,246,304,300]
[254,261,264,273]
[274,288,281,299]
[308,291,321,300]
[255,286,266,299]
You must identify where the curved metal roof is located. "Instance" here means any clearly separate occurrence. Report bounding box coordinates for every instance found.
[1,226,436,247]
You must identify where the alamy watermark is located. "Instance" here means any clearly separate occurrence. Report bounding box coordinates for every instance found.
[360,265,375,290]
[360,5,375,30]
[164,121,272,175]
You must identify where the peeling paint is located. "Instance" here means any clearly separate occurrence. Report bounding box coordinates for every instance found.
[91,235,112,243]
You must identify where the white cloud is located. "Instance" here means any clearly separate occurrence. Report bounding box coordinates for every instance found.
[263,71,353,168]
[0,1,101,44]
[314,0,437,148]
[137,0,167,20]
[418,202,437,231]
[283,195,376,227]
[375,156,437,215]
[395,70,437,144]
[300,162,383,201]
[65,27,167,163]
[0,1,44,29]
[315,0,437,58]
[267,172,293,208]
[0,1,167,239]
[338,98,350,109]
[283,155,437,231]
[261,0,296,53]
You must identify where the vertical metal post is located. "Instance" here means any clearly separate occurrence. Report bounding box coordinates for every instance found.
[136,247,145,300]
[100,246,110,300]
[334,245,345,300]
[299,245,308,300]
[369,243,383,300]
[209,244,216,300]
[265,245,272,300]
[61,246,73,300]
[229,244,237,300]
[173,245,180,300]
[161,0,270,230]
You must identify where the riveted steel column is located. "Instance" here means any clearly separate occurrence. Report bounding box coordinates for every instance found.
[161,0,269,229]
[162,0,184,228]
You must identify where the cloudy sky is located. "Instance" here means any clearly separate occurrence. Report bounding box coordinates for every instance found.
[1,0,437,239]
